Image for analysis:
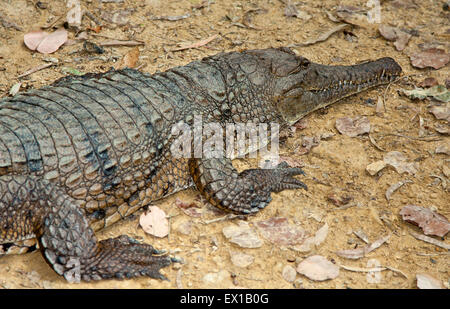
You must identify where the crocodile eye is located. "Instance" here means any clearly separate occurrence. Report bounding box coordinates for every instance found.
[298,57,310,68]
[287,57,310,75]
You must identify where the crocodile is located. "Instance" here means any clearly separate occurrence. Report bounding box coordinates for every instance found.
[0,47,402,282]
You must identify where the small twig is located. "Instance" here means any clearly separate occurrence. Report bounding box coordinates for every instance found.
[378,133,442,142]
[18,63,54,78]
[339,265,387,272]
[368,134,386,152]
[84,11,102,26]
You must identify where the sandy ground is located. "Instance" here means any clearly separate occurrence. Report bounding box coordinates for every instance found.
[0,0,448,289]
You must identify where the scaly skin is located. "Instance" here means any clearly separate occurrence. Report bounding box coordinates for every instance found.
[0,47,401,282]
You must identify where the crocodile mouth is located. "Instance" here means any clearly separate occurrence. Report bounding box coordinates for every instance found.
[278,57,402,124]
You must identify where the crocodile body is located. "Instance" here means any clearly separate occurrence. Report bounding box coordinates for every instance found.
[0,48,401,281]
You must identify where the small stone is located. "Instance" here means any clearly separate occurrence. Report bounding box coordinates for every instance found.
[282,265,297,283]
[366,160,387,176]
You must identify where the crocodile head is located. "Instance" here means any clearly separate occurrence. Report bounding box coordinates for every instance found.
[252,48,402,125]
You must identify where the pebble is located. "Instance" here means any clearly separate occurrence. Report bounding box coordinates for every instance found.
[366,160,387,176]
[282,265,297,283]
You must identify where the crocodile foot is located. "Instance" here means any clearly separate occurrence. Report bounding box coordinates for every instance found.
[78,235,177,282]
[189,158,307,214]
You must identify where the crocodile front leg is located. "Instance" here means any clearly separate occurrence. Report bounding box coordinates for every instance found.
[189,158,307,214]
[0,175,175,282]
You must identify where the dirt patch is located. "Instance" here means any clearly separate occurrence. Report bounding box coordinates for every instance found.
[0,0,448,289]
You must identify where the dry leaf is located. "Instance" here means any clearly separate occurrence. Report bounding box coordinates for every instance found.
[172,34,218,51]
[222,221,262,248]
[255,217,306,246]
[174,198,202,218]
[24,29,68,54]
[284,4,311,20]
[335,116,370,137]
[100,9,133,25]
[418,77,439,88]
[229,251,254,268]
[150,13,191,21]
[385,179,412,200]
[295,24,350,47]
[410,48,450,70]
[336,235,390,259]
[292,223,329,252]
[296,255,340,281]
[384,151,418,175]
[401,86,450,103]
[410,231,450,250]
[434,123,450,135]
[100,39,144,47]
[23,30,48,50]
[435,144,450,155]
[9,82,21,96]
[416,274,444,289]
[378,25,411,51]
[296,136,320,155]
[400,205,450,237]
[278,156,305,168]
[115,46,140,69]
[429,104,450,121]
[139,206,169,238]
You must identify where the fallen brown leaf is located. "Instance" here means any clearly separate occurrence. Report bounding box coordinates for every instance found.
[429,104,450,122]
[115,46,140,69]
[378,24,411,51]
[410,48,450,70]
[294,24,350,47]
[255,217,307,246]
[24,29,68,54]
[172,34,218,51]
[400,205,450,237]
[384,151,418,175]
[174,198,202,218]
[139,206,169,238]
[335,116,370,137]
[222,221,263,248]
[418,77,439,88]
[416,273,444,289]
[296,255,340,281]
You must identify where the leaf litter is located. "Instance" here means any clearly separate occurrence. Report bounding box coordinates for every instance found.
[296,255,340,281]
[335,234,390,259]
[139,206,169,238]
[335,116,370,137]
[24,28,68,54]
[400,205,450,237]
[410,48,450,70]
[255,217,307,246]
